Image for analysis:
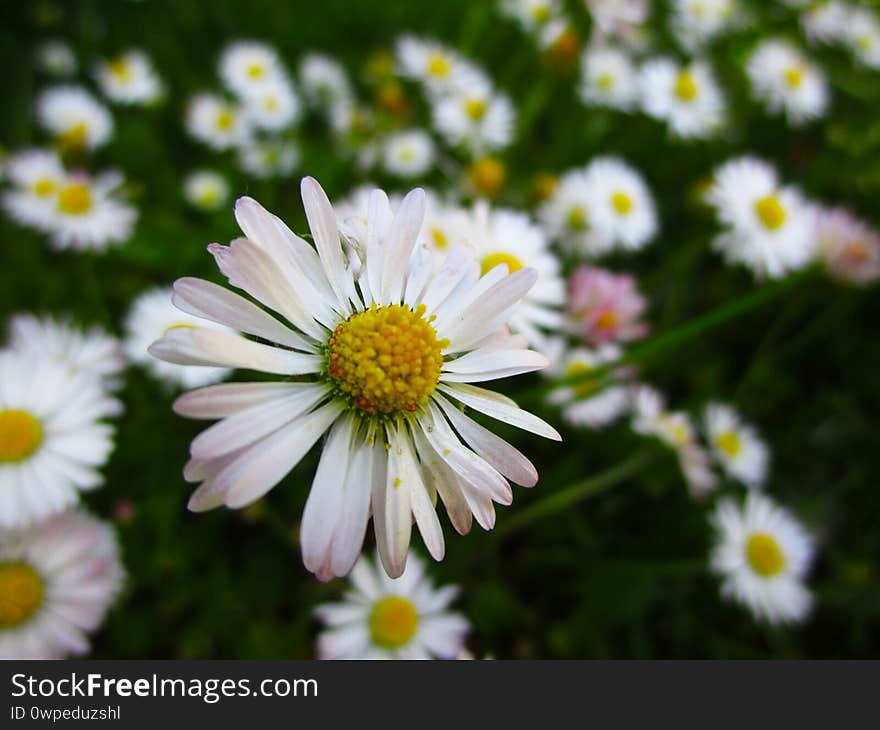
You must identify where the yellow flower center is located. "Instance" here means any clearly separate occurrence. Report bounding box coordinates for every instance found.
[109,57,132,82]
[784,67,803,89]
[755,195,786,230]
[58,122,88,151]
[377,82,407,115]
[566,205,588,231]
[481,252,523,277]
[0,563,45,628]
[565,361,598,397]
[0,409,43,463]
[465,99,487,121]
[467,156,506,198]
[531,173,558,202]
[857,34,874,51]
[746,533,785,577]
[596,310,618,330]
[263,96,279,112]
[611,191,633,215]
[596,72,615,91]
[33,178,57,197]
[843,243,870,263]
[57,183,93,215]
[369,595,418,649]
[326,304,447,416]
[675,71,699,102]
[247,63,265,79]
[715,430,741,458]
[533,4,550,23]
[430,227,448,250]
[216,109,235,131]
[427,54,450,78]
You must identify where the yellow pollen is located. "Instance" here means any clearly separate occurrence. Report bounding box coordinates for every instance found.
[596,310,618,330]
[369,596,418,649]
[675,71,699,101]
[611,191,633,215]
[565,361,598,397]
[109,57,132,82]
[465,99,487,121]
[58,122,88,151]
[481,252,523,277]
[746,533,785,577]
[467,156,506,198]
[784,67,803,89]
[263,96,279,112]
[0,563,45,628]
[247,63,265,79]
[597,73,614,91]
[326,304,447,416]
[531,173,558,202]
[216,109,235,131]
[567,205,588,231]
[0,410,43,463]
[716,430,741,458]
[427,54,450,78]
[57,183,92,215]
[33,178,57,197]
[430,227,448,250]
[755,195,786,230]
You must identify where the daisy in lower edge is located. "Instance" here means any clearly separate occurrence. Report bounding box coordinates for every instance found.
[814,206,880,286]
[36,86,113,152]
[578,45,639,112]
[639,58,726,139]
[0,350,120,529]
[1,148,66,232]
[124,287,232,390]
[704,403,769,489]
[183,170,230,212]
[707,157,817,279]
[0,508,124,658]
[710,493,814,625]
[315,552,468,659]
[149,176,560,580]
[95,50,163,106]
[746,39,829,125]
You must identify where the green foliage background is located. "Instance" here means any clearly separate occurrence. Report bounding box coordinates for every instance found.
[1,0,878,658]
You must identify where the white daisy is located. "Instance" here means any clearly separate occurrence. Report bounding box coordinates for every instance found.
[381,129,435,179]
[578,45,639,111]
[538,168,611,255]
[218,41,284,98]
[587,0,650,48]
[670,0,736,52]
[432,74,515,154]
[500,0,563,34]
[395,36,474,96]
[94,49,163,106]
[814,206,880,286]
[0,349,120,529]
[843,7,880,69]
[707,156,817,279]
[240,76,301,132]
[746,39,829,125]
[36,40,76,77]
[36,86,113,151]
[149,177,560,580]
[183,169,230,212]
[185,93,250,151]
[415,191,472,262]
[582,156,658,252]
[639,57,726,139]
[704,403,769,489]
[0,508,124,659]
[298,53,354,116]
[124,287,232,390]
[1,148,66,233]
[237,139,299,179]
[803,1,852,46]
[710,493,814,625]
[315,552,468,659]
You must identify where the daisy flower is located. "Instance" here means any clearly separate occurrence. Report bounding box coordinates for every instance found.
[298,54,354,116]
[0,349,120,529]
[36,40,76,77]
[124,287,232,390]
[578,45,639,112]
[670,0,736,52]
[432,79,515,154]
[802,1,852,46]
[94,49,163,106]
[315,552,468,659]
[843,8,880,69]
[381,129,435,179]
[583,156,658,252]
[240,76,302,132]
[1,148,66,233]
[500,0,563,34]
[183,170,230,212]
[707,157,817,279]
[466,155,507,199]
[395,36,473,95]
[538,168,610,255]
[814,207,880,286]
[0,508,124,659]
[149,177,560,580]
[237,139,299,180]
[587,0,649,48]
[704,403,769,489]
[218,41,284,98]
[746,39,829,125]
[710,493,814,625]
[36,86,113,151]
[567,265,649,346]
[415,192,472,261]
[639,58,726,139]
[185,93,250,151]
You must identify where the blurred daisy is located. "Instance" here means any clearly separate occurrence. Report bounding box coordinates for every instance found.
[396,36,472,95]
[670,0,736,51]
[710,493,814,625]
[183,170,230,212]
[36,40,76,77]
[746,39,829,125]
[500,0,563,34]
[547,344,630,429]
[315,553,468,659]
[587,0,649,47]
[707,157,817,279]
[814,207,880,286]
[36,86,113,151]
[124,287,232,390]
[382,129,435,179]
[843,8,880,69]
[0,508,124,659]
[578,46,639,111]
[7,313,125,390]
[432,79,515,154]
[1,148,66,232]
[237,139,299,179]
[704,403,769,489]
[150,178,559,580]
[95,50,163,106]
[241,77,301,132]
[0,350,120,529]
[803,1,851,46]
[466,155,507,199]
[299,54,354,116]
[185,93,250,151]
[538,168,610,255]
[640,58,726,139]
[416,192,472,261]
[219,41,284,97]
[567,265,649,346]
[583,156,658,252]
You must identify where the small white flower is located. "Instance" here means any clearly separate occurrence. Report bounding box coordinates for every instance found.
[237,139,299,179]
[432,76,515,154]
[299,53,354,114]
[639,57,726,139]
[843,7,880,69]
[382,129,435,178]
[36,86,113,151]
[670,0,736,51]
[587,0,650,48]
[185,93,250,151]
[802,1,852,46]
[36,40,76,77]
[183,170,230,212]
[746,39,829,125]
[315,553,469,659]
[95,50,163,105]
[538,168,611,255]
[814,206,880,285]
[547,344,630,429]
[707,156,817,279]
[500,0,563,34]
[578,45,639,111]
[0,508,125,658]
[704,403,769,488]
[395,36,474,95]
[241,76,301,132]
[1,148,67,232]
[219,41,284,97]
[0,349,121,529]
[711,493,814,625]
[124,287,233,390]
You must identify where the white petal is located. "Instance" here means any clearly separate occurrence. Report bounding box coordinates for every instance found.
[398,426,444,561]
[439,383,561,441]
[381,425,413,578]
[173,382,315,419]
[328,438,374,577]
[442,348,548,377]
[412,427,473,536]
[301,177,351,311]
[381,188,425,305]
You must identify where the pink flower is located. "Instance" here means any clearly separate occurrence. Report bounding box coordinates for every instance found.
[815,207,880,286]
[567,265,649,345]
